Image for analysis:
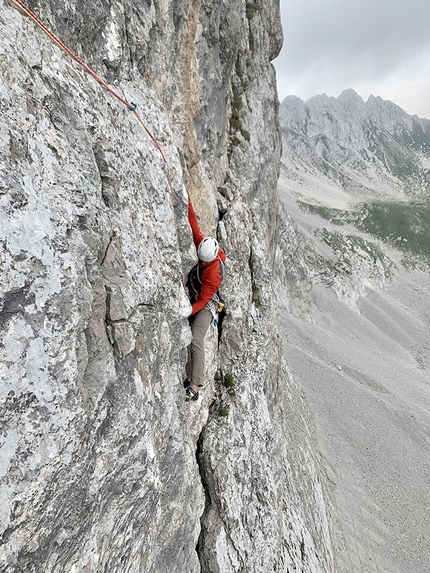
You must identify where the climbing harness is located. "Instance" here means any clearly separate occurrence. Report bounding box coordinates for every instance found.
[186,261,225,325]
[8,0,172,189]
[207,296,225,327]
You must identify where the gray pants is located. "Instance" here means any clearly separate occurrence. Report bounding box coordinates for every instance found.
[186,308,213,386]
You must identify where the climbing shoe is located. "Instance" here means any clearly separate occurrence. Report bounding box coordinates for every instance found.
[183,378,192,389]
[185,387,199,402]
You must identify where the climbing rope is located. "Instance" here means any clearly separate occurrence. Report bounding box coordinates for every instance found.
[9,0,194,298]
[9,0,172,189]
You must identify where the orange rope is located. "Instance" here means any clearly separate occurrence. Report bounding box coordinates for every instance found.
[9,0,172,189]
[9,0,191,296]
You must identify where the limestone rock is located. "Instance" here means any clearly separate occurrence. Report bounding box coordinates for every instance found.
[0,1,334,572]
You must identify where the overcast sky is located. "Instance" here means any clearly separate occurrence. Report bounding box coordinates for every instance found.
[274,0,430,118]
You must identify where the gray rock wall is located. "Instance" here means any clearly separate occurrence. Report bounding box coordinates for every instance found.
[1,1,334,571]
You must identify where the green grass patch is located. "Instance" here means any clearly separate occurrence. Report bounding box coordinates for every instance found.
[299,198,430,266]
[248,29,255,55]
[251,281,261,305]
[246,3,262,19]
[297,201,352,226]
[230,117,243,130]
[319,229,387,262]
[232,89,243,112]
[317,229,394,279]
[235,59,244,82]
[248,256,261,306]
[357,201,430,258]
[229,59,251,147]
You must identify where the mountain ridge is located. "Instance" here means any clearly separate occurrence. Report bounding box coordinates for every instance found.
[279,89,430,275]
[277,88,430,572]
[280,89,430,206]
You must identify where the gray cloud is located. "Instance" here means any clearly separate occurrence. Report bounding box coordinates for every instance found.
[274,0,430,118]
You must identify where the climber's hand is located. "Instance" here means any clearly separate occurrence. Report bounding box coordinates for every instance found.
[179,300,192,318]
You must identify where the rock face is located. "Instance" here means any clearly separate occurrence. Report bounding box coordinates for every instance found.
[278,92,430,572]
[0,1,334,573]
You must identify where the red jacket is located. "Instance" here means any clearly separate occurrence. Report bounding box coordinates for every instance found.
[188,202,226,315]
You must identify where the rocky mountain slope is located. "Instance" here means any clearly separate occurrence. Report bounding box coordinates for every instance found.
[0,1,335,572]
[279,89,430,307]
[281,89,430,201]
[277,91,430,572]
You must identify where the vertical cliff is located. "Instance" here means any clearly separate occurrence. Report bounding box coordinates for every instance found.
[0,1,334,571]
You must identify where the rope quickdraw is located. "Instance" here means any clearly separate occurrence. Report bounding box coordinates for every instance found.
[9,0,172,190]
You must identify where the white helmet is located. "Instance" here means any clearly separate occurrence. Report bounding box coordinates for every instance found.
[198,237,219,262]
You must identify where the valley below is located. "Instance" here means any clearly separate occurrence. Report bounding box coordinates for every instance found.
[277,91,430,573]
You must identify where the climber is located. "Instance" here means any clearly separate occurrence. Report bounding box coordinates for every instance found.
[183,199,226,402]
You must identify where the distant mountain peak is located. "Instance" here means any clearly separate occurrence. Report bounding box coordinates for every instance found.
[338,88,363,103]
[282,94,303,103]
[279,89,430,202]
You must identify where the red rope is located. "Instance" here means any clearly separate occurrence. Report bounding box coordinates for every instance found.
[9,0,191,298]
[9,0,172,189]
